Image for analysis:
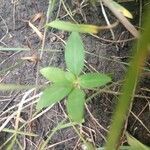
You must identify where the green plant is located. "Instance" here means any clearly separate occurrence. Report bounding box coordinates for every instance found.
[105,6,150,150]
[36,32,111,123]
[126,133,150,150]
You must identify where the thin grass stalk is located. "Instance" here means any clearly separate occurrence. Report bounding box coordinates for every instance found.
[105,7,150,150]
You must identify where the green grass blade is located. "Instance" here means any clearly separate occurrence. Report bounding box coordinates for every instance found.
[6,136,16,150]
[0,84,36,91]
[105,8,150,150]
[46,20,118,34]
[67,88,85,123]
[46,20,100,34]
[65,32,84,76]
[36,83,72,110]
[0,47,60,52]
[126,133,150,150]
[79,73,111,89]
[2,128,38,137]
[39,119,77,149]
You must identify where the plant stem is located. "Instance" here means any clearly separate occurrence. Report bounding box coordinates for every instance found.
[105,7,150,150]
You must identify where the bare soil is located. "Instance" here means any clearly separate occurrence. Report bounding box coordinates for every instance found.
[0,0,149,149]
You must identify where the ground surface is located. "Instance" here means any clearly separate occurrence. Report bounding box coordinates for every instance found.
[0,0,149,149]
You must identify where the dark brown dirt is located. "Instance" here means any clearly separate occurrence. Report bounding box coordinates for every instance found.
[0,0,149,149]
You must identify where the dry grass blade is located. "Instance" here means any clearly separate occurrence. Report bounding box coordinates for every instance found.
[21,54,40,63]
[0,113,16,132]
[0,93,40,132]
[15,89,34,130]
[28,21,43,40]
[101,0,139,38]
[31,12,44,23]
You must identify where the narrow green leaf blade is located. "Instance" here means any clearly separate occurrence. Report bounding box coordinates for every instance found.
[46,20,99,34]
[0,84,35,91]
[79,73,111,89]
[2,128,38,137]
[126,133,150,150]
[67,88,85,123]
[105,8,150,149]
[65,32,84,76]
[37,84,72,110]
[40,67,67,82]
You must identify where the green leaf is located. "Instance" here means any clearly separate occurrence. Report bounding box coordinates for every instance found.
[36,84,72,110]
[65,71,76,82]
[126,133,150,150]
[67,88,85,123]
[79,73,111,89]
[46,20,101,34]
[40,67,76,83]
[40,67,67,83]
[111,1,133,19]
[65,32,84,76]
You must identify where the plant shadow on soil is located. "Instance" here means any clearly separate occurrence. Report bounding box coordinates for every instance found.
[0,0,149,149]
